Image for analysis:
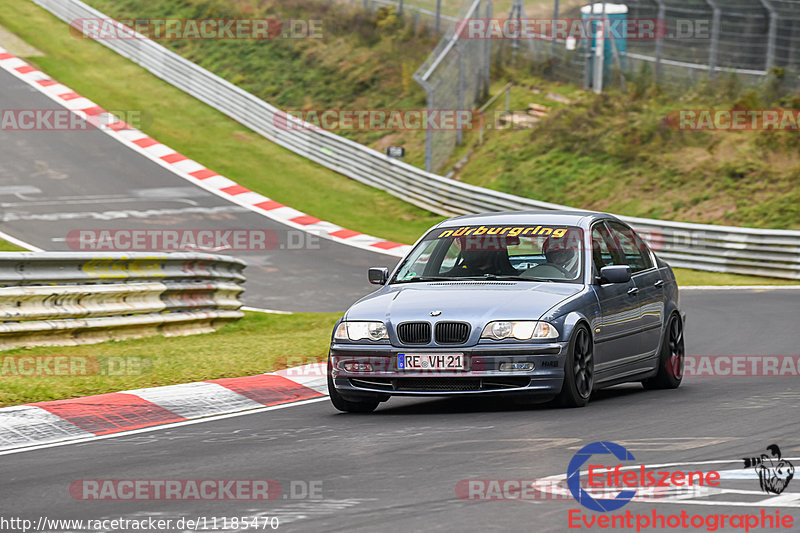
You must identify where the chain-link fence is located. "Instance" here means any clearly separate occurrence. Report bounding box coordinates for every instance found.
[365,0,799,170]
[517,1,800,90]
[412,0,493,173]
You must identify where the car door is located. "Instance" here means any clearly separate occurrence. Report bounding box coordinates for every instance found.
[590,222,642,378]
[606,221,664,363]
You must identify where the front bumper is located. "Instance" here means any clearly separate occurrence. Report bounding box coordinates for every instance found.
[329,342,568,398]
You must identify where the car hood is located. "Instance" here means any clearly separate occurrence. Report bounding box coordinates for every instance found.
[345,281,584,324]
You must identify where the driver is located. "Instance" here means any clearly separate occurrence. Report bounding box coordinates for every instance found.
[448,239,519,277]
[541,232,582,278]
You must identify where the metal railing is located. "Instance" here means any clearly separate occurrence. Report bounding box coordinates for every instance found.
[32,0,800,280]
[0,252,245,350]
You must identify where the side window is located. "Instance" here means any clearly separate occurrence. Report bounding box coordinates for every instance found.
[591,223,620,272]
[607,222,654,273]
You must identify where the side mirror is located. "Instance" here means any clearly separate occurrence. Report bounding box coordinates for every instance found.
[368,267,389,285]
[599,265,632,284]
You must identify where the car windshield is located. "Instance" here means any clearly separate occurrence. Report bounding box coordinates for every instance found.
[393,223,585,283]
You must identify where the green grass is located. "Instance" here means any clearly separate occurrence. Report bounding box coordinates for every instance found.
[0,239,26,251]
[454,73,800,231]
[673,268,799,286]
[0,0,442,246]
[0,311,338,406]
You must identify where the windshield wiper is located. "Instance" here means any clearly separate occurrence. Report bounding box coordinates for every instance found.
[464,274,553,282]
[392,276,454,283]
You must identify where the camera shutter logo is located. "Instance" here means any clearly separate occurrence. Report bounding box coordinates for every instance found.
[567,441,636,512]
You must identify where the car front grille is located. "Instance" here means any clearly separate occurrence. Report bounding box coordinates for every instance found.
[434,322,471,344]
[397,322,431,345]
[349,377,530,392]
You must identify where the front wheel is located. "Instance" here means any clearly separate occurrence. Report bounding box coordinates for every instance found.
[327,373,380,413]
[643,313,684,390]
[555,325,593,408]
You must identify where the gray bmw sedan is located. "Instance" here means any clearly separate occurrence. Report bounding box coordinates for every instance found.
[328,211,685,412]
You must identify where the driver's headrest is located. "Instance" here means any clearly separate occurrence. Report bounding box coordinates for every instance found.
[542,230,581,255]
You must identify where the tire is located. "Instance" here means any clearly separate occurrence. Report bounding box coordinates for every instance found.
[643,313,684,390]
[555,324,594,408]
[327,373,380,413]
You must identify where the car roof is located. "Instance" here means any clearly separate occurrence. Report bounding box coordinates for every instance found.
[435,210,618,229]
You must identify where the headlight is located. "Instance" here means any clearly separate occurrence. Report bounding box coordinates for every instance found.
[481,321,559,340]
[334,321,389,341]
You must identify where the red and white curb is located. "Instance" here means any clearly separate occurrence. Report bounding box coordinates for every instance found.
[0,47,411,258]
[0,363,327,453]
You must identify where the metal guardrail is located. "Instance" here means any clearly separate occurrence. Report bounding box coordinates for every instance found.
[0,252,245,350]
[32,0,800,280]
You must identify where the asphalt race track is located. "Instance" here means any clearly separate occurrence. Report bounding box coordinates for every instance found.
[2,45,800,533]
[0,67,395,313]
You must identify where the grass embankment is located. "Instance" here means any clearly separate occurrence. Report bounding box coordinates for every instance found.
[86,0,440,170]
[0,0,442,245]
[456,75,800,231]
[0,311,339,406]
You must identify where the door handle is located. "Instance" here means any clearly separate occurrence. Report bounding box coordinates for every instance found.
[627,287,639,296]
[654,279,665,287]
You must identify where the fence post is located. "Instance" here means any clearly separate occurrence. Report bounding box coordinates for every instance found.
[398,0,404,16]
[435,0,442,33]
[551,0,560,59]
[510,0,523,59]
[706,0,721,79]
[456,45,465,144]
[424,84,433,172]
[760,0,777,71]
[485,0,493,98]
[654,0,665,82]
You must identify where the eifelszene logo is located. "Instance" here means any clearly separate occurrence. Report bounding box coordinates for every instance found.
[743,444,794,495]
[567,441,721,512]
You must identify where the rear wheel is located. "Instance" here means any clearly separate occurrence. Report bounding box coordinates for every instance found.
[555,325,593,408]
[643,313,684,390]
[327,373,380,413]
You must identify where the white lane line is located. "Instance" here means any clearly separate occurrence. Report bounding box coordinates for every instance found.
[241,306,294,315]
[0,229,40,251]
[0,396,329,457]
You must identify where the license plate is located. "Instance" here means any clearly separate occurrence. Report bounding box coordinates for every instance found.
[398,353,465,371]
